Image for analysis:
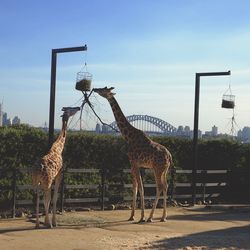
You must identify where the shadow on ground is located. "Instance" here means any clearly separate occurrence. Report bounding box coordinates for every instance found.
[1,208,250,250]
[168,208,250,222]
[0,225,35,234]
[149,224,250,249]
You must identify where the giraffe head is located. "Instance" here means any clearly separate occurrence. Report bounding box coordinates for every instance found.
[93,87,116,100]
[61,107,80,122]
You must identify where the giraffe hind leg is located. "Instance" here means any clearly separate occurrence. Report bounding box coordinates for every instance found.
[147,169,166,222]
[52,171,62,227]
[44,188,52,228]
[135,168,146,223]
[147,183,163,222]
[128,166,138,221]
[161,170,168,222]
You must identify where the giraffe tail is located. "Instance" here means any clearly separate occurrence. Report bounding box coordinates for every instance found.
[32,168,41,191]
[169,157,176,180]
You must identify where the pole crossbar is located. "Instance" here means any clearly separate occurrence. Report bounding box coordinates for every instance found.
[48,44,87,148]
[52,45,87,54]
[196,71,230,77]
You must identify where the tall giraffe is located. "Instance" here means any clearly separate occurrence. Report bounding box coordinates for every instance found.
[93,87,173,222]
[32,107,80,228]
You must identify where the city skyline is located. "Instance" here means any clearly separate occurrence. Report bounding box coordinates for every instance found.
[2,100,250,144]
[0,103,21,126]
[1,1,250,133]
[0,101,246,137]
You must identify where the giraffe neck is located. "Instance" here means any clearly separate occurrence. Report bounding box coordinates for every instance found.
[108,96,139,141]
[50,120,68,155]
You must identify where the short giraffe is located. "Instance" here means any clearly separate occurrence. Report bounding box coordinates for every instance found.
[93,87,172,222]
[32,107,80,228]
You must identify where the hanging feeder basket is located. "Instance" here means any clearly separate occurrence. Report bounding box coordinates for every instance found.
[75,71,92,92]
[221,94,235,109]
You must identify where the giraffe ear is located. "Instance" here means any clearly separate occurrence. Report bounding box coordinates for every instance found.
[109,87,115,95]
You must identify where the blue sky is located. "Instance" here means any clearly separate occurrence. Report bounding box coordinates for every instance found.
[1,0,250,133]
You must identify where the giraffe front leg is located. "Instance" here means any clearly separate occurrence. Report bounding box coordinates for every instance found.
[147,187,161,222]
[44,188,52,228]
[147,169,163,222]
[135,169,146,223]
[161,175,168,222]
[52,171,62,227]
[128,167,138,221]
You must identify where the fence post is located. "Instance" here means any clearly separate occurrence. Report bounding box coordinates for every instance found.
[169,167,176,201]
[201,170,207,204]
[100,167,106,210]
[11,167,17,218]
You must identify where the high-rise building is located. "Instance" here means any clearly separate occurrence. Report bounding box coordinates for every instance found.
[2,112,7,125]
[102,124,109,133]
[176,125,184,136]
[12,116,21,125]
[95,123,101,133]
[211,125,218,137]
[184,126,191,137]
[6,118,12,126]
[238,127,250,142]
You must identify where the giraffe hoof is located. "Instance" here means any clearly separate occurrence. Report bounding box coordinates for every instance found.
[160,218,167,222]
[138,218,146,223]
[128,216,135,221]
[44,223,53,228]
[147,218,153,223]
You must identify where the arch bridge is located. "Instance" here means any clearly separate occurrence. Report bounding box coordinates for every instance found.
[109,114,176,135]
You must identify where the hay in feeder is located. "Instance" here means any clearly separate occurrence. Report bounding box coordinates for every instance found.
[221,94,235,109]
[75,79,92,91]
[76,71,92,92]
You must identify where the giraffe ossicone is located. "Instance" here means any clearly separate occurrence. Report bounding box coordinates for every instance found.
[93,87,173,222]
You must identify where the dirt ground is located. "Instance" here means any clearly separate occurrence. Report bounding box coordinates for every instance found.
[1,205,250,250]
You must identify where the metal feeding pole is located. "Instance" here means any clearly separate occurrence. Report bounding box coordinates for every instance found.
[191,70,231,205]
[48,45,87,148]
[48,45,87,213]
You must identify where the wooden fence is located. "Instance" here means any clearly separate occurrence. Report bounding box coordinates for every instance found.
[123,169,227,202]
[4,167,229,217]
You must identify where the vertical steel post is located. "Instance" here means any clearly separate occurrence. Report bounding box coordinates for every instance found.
[48,51,57,148]
[192,71,231,206]
[48,45,87,148]
[201,170,207,204]
[100,168,106,211]
[192,73,200,205]
[47,45,87,213]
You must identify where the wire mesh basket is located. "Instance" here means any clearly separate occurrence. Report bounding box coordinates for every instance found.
[75,71,92,91]
[221,94,235,109]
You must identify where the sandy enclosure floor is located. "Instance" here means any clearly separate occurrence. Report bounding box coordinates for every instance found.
[1,206,250,250]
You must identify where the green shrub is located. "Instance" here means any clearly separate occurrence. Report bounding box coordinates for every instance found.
[1,125,250,207]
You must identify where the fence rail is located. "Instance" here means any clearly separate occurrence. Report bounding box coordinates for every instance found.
[4,167,228,217]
